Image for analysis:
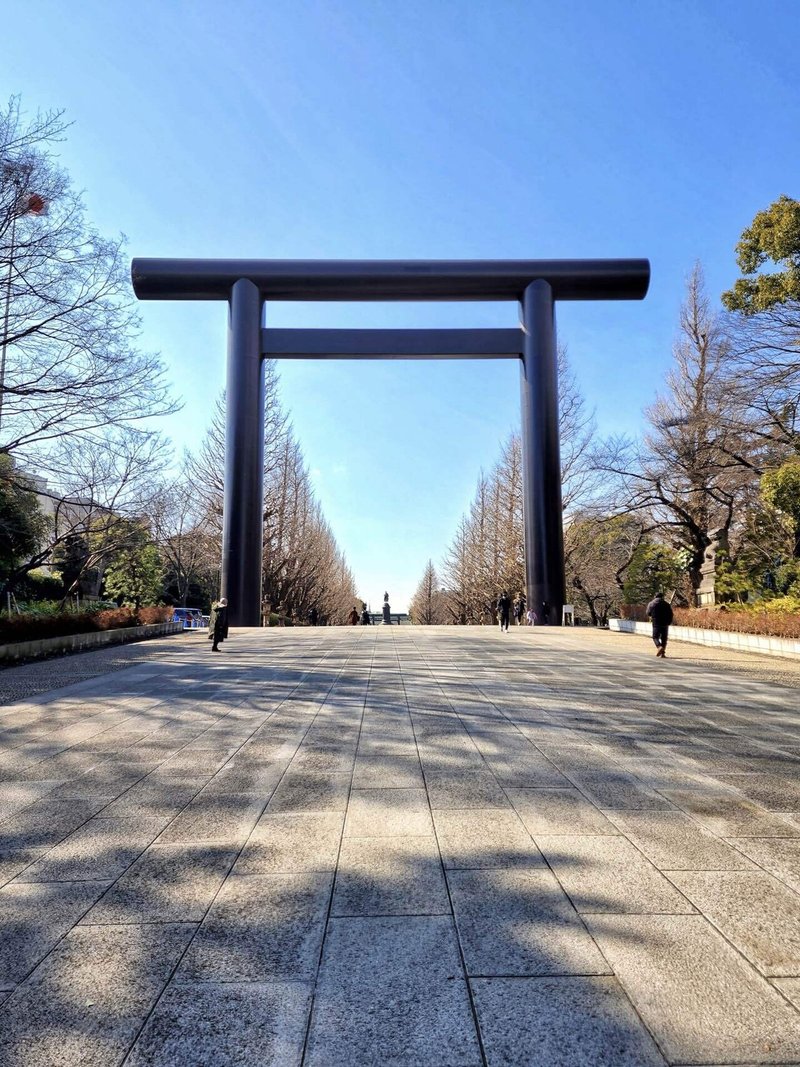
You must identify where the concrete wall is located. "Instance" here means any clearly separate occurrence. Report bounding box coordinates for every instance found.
[609,618,800,661]
[0,621,184,663]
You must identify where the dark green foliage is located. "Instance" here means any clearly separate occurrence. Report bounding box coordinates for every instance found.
[621,542,684,604]
[17,569,64,602]
[101,522,163,607]
[722,195,800,314]
[0,456,48,580]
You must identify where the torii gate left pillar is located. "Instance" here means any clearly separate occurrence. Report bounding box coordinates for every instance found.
[224,278,265,625]
[132,258,650,627]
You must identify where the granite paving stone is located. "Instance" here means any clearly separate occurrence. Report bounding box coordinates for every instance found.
[773,978,800,1011]
[351,754,424,788]
[304,915,481,1066]
[508,787,619,835]
[0,923,195,1067]
[448,868,611,976]
[422,767,510,809]
[538,835,695,914]
[176,872,332,981]
[716,773,800,811]
[0,781,64,818]
[569,772,673,810]
[0,796,114,850]
[472,976,668,1066]
[719,837,800,895]
[266,770,351,813]
[660,785,800,838]
[483,751,571,788]
[586,913,800,1064]
[233,811,343,874]
[155,748,240,776]
[433,808,545,869]
[0,847,45,887]
[93,778,206,819]
[155,792,265,845]
[667,870,800,976]
[291,746,356,773]
[125,981,313,1067]
[345,787,434,836]
[332,835,449,915]
[50,762,160,799]
[0,879,107,985]
[82,843,236,924]
[608,810,759,870]
[14,815,166,883]
[195,760,288,796]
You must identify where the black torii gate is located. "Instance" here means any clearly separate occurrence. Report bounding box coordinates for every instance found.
[132,258,650,627]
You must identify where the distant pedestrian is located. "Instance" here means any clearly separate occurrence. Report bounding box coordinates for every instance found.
[308,607,319,626]
[497,591,511,632]
[526,608,536,626]
[360,607,371,625]
[209,597,229,652]
[514,594,526,626]
[348,607,360,625]
[646,592,674,658]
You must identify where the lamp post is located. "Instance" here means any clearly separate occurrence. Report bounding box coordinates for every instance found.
[0,161,46,434]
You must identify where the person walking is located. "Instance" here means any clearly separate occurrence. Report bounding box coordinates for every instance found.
[209,597,229,652]
[646,592,674,658]
[514,594,526,626]
[360,606,371,625]
[497,591,511,633]
[348,606,360,625]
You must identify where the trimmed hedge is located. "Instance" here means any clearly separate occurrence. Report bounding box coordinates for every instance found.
[0,605,174,645]
[620,603,800,641]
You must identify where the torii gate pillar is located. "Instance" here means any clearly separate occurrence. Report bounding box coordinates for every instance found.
[521,280,564,625]
[222,279,265,625]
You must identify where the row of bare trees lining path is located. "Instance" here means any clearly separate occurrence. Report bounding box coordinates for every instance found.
[411,210,800,625]
[0,99,358,621]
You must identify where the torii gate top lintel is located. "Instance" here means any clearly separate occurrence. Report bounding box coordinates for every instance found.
[131,257,650,303]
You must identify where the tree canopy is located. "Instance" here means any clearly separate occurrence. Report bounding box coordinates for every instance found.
[722,195,800,314]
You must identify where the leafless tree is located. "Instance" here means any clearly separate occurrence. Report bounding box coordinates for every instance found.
[2,427,167,599]
[591,264,758,598]
[409,560,449,624]
[149,471,219,606]
[0,98,176,467]
[186,375,358,621]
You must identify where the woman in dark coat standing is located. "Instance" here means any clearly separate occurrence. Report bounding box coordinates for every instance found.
[209,597,229,651]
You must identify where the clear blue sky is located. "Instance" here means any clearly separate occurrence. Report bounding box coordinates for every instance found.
[5,0,799,610]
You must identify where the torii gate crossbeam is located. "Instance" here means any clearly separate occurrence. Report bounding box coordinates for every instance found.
[132,258,650,627]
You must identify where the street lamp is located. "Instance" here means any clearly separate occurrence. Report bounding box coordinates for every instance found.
[0,160,47,435]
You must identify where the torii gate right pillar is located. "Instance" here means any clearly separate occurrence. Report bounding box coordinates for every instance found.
[521,279,565,626]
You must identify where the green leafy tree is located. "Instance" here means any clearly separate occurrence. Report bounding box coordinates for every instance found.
[722,196,800,315]
[622,541,685,604]
[762,461,800,558]
[0,456,48,586]
[102,524,163,607]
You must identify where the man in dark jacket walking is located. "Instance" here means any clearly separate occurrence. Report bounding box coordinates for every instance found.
[209,597,229,652]
[646,592,673,658]
[497,591,511,633]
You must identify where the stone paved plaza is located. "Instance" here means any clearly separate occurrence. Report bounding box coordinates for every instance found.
[1,626,800,1065]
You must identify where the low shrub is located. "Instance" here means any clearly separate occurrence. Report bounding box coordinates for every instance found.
[620,603,800,641]
[137,605,174,625]
[0,604,176,645]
